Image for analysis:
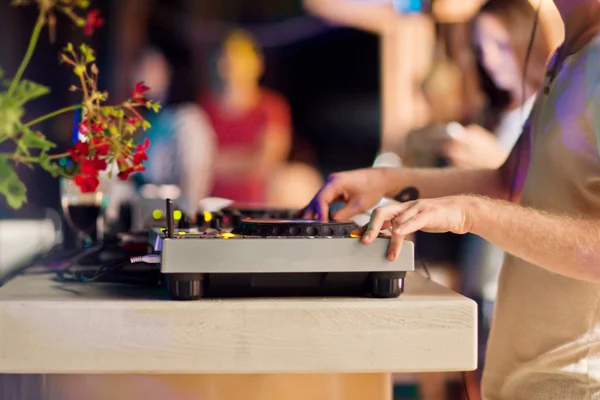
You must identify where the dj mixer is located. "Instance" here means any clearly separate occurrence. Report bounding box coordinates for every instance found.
[149,199,414,300]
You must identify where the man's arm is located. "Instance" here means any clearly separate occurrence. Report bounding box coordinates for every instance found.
[468,197,600,282]
[381,167,504,200]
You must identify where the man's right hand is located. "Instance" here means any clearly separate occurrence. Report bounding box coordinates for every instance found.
[300,168,391,222]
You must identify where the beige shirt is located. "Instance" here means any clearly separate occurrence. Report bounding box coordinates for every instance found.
[482,35,600,399]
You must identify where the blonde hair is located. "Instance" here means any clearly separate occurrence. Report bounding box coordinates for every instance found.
[222,29,263,60]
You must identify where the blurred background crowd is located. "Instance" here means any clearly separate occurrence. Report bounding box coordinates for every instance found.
[0,0,566,398]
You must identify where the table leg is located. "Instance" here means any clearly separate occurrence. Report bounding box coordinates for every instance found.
[1,373,392,400]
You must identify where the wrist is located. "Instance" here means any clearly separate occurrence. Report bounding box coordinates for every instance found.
[462,195,490,235]
[380,167,406,198]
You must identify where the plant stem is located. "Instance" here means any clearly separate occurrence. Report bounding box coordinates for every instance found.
[25,104,82,128]
[8,10,47,96]
[4,152,71,163]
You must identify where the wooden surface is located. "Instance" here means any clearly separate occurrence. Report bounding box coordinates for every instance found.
[0,271,477,374]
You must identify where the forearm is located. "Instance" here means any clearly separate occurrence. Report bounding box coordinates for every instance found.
[381,167,508,200]
[303,0,394,34]
[469,196,600,282]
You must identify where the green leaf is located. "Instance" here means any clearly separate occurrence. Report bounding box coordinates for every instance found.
[0,158,27,209]
[64,43,74,53]
[74,65,85,77]
[125,124,136,134]
[16,140,30,156]
[19,126,56,151]
[0,94,24,136]
[38,152,70,178]
[10,79,51,105]
[80,44,96,63]
[0,67,3,80]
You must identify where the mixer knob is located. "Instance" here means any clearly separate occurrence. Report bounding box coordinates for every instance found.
[230,210,243,228]
[210,211,224,230]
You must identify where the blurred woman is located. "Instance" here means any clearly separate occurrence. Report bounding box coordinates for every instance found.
[440,0,557,168]
[200,30,292,205]
[104,36,216,229]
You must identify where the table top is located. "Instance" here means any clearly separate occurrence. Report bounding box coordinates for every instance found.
[0,271,477,374]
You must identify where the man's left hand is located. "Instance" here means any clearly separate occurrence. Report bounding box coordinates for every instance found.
[361,196,474,261]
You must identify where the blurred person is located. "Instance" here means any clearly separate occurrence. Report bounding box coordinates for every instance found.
[404,0,557,297]
[266,162,324,209]
[104,39,216,228]
[407,0,560,169]
[200,30,292,204]
[301,0,600,397]
[440,0,557,169]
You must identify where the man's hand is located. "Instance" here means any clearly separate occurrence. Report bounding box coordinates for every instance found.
[362,196,473,261]
[301,168,390,221]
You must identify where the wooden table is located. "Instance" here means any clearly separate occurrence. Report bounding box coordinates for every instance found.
[0,272,477,400]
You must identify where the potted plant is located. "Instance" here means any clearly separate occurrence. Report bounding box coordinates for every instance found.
[0,0,159,210]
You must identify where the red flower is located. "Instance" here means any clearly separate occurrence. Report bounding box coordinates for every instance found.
[131,81,149,101]
[91,122,103,133]
[80,119,104,134]
[67,141,89,162]
[132,152,147,165]
[79,158,107,176]
[78,120,90,134]
[91,136,110,156]
[117,169,133,181]
[128,117,141,126]
[137,138,150,151]
[74,174,100,193]
[83,9,104,36]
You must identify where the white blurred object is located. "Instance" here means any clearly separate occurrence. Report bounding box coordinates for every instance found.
[373,152,402,168]
[446,121,466,140]
[159,185,182,200]
[0,217,60,277]
[139,184,161,199]
[198,197,235,212]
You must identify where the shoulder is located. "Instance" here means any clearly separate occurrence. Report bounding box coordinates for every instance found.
[170,103,216,140]
[571,35,600,101]
[172,102,211,122]
[260,89,290,110]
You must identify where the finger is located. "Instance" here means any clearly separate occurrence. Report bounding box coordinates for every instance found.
[332,199,363,221]
[359,221,391,235]
[301,207,315,220]
[314,177,343,222]
[395,212,430,236]
[362,203,413,244]
[391,203,422,233]
[292,208,306,219]
[387,230,405,261]
[445,145,473,168]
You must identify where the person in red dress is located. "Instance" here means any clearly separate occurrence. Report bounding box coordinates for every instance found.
[200,30,292,204]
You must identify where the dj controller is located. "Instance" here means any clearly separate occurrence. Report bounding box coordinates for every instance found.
[148,199,415,300]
